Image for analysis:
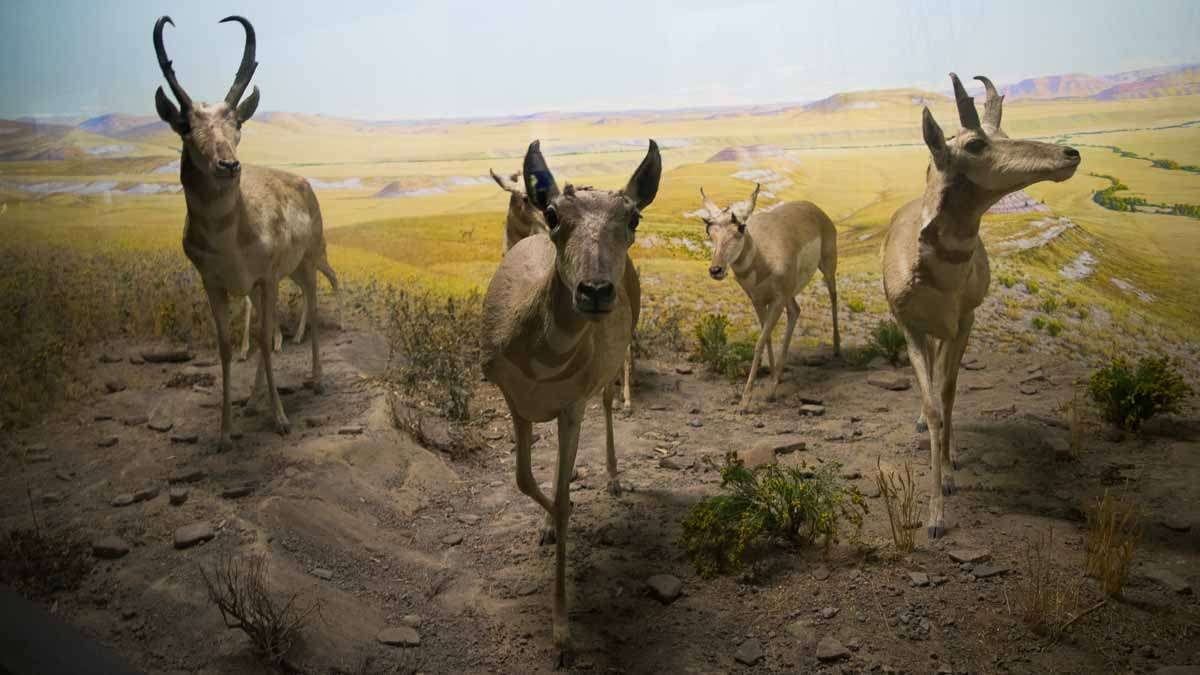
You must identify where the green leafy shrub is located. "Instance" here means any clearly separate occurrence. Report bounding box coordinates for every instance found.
[1040,297,1059,314]
[846,297,867,313]
[679,453,867,578]
[1046,319,1064,337]
[1032,316,1048,331]
[1088,355,1191,430]
[693,313,754,379]
[870,319,907,366]
[997,273,1017,289]
[1025,279,1040,295]
[1077,307,1091,320]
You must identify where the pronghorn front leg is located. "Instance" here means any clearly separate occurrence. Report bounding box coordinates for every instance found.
[238,296,252,361]
[902,327,946,538]
[739,300,784,413]
[551,400,585,667]
[936,312,975,493]
[511,410,557,546]
[620,347,633,414]
[206,287,234,452]
[770,299,799,400]
[603,383,621,495]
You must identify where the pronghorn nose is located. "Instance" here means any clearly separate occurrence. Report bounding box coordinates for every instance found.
[709,265,724,277]
[1063,147,1080,160]
[576,280,615,306]
[218,159,241,173]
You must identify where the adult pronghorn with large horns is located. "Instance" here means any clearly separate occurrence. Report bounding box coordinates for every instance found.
[153,15,338,450]
[489,166,636,412]
[482,140,660,664]
[699,184,841,411]
[882,73,1080,537]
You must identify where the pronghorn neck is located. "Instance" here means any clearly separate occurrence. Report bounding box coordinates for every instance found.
[542,270,592,347]
[920,169,996,265]
[180,148,240,224]
[730,228,764,284]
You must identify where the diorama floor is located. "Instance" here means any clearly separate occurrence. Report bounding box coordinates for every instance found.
[2,325,1197,675]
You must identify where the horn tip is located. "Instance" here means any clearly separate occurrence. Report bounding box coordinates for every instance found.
[528,140,541,152]
[648,139,659,151]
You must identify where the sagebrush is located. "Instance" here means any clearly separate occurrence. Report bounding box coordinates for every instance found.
[1088,355,1190,430]
[680,452,867,578]
[199,552,321,666]
[692,313,754,379]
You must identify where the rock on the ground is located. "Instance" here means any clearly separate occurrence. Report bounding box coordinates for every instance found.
[401,614,421,628]
[813,565,830,581]
[169,432,199,444]
[173,523,214,549]
[105,379,127,393]
[169,487,189,506]
[442,533,464,546]
[949,549,991,564]
[168,468,205,484]
[734,639,763,666]
[737,444,777,469]
[645,574,683,604]
[92,536,131,559]
[909,572,930,587]
[1141,565,1192,595]
[122,415,149,426]
[97,436,119,448]
[312,568,334,580]
[1155,667,1200,675]
[972,564,1010,579]
[338,425,365,435]
[785,620,816,644]
[1160,518,1191,533]
[222,485,254,499]
[133,486,159,502]
[457,514,481,525]
[774,438,807,454]
[377,626,420,647]
[111,493,135,507]
[819,606,839,620]
[816,636,850,662]
[980,452,1016,469]
[148,419,174,433]
[867,373,911,391]
[99,353,122,364]
[799,404,826,417]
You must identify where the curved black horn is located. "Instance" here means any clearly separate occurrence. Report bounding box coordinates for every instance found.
[153,16,192,110]
[949,72,981,130]
[220,16,258,106]
[974,75,1004,132]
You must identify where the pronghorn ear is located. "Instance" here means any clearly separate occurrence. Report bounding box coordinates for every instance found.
[490,169,524,195]
[522,140,560,210]
[155,87,187,134]
[922,107,947,168]
[236,86,260,124]
[624,139,661,210]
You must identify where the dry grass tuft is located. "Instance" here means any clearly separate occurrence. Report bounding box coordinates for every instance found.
[1084,489,1142,596]
[1018,528,1089,641]
[199,552,321,667]
[875,459,923,553]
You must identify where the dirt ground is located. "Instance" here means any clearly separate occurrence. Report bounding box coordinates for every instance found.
[2,319,1198,675]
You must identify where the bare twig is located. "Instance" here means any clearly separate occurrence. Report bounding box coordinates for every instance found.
[24,478,40,538]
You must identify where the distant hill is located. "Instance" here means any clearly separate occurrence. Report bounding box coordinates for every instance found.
[803,88,946,114]
[997,63,1200,100]
[79,114,159,136]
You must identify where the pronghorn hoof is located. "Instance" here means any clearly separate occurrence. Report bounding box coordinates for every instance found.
[607,479,623,497]
[538,527,557,546]
[915,420,929,433]
[941,478,957,496]
[310,379,326,395]
[927,524,946,540]
[274,417,291,436]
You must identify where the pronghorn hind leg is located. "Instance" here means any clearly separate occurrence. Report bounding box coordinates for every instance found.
[259,281,289,434]
[603,383,621,495]
[825,271,840,356]
[621,346,633,414]
[770,299,799,400]
[293,294,308,344]
[739,300,783,413]
[238,296,252,361]
[296,265,324,394]
[938,313,975,487]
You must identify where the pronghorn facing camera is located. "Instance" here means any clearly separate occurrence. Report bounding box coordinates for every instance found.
[882,73,1080,538]
[490,164,636,412]
[700,184,840,411]
[482,140,660,664]
[153,15,337,450]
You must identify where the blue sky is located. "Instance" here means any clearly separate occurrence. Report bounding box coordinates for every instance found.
[1,0,1197,119]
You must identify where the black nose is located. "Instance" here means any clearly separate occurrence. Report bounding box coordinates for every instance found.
[1063,147,1080,159]
[709,266,724,277]
[576,280,615,307]
[218,159,241,172]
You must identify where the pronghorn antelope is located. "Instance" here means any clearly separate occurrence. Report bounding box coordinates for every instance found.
[482,140,660,663]
[700,184,840,411]
[153,15,336,450]
[490,166,636,412]
[882,73,1079,537]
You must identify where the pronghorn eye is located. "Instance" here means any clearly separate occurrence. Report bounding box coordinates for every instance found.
[545,207,559,230]
[629,212,640,231]
[965,138,987,154]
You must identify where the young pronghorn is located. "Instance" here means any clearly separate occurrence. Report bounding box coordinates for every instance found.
[482,140,660,664]
[882,73,1080,537]
[153,15,337,450]
[700,184,840,411]
[490,166,636,412]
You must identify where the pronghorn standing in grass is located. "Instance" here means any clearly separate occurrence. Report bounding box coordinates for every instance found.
[153,15,338,450]
[490,165,636,412]
[882,73,1080,537]
[700,184,840,411]
[482,140,660,664]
